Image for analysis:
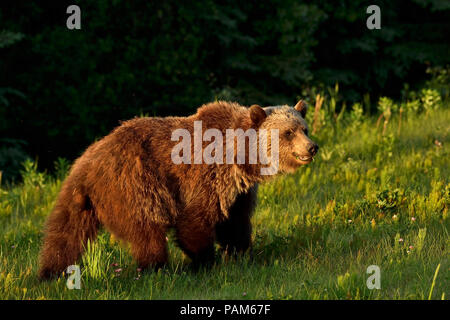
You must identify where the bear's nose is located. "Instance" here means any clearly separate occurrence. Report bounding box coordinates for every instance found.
[307,143,319,156]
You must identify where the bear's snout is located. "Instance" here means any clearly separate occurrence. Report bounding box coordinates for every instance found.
[307,143,319,156]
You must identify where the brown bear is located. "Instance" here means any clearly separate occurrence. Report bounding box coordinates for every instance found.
[38,100,318,279]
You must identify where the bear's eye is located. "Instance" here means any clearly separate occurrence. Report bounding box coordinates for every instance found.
[285,130,294,138]
[304,128,309,136]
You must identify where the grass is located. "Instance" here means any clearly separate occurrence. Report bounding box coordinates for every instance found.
[0,96,448,300]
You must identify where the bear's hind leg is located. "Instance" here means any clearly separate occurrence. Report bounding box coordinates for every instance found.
[129,223,168,270]
[38,189,99,280]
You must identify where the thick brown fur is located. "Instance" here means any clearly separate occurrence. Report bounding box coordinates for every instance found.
[38,101,318,279]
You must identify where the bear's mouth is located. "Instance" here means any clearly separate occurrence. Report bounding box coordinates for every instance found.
[293,152,313,162]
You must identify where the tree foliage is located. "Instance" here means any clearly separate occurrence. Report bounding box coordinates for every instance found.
[0,0,448,169]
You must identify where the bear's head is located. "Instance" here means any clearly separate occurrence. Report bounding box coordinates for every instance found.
[249,100,319,174]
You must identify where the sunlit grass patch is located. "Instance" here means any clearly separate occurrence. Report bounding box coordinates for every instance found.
[0,96,448,299]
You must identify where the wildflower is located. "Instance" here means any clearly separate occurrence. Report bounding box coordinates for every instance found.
[392,215,398,220]
[348,219,352,223]
[114,268,122,273]
[242,292,247,296]
[411,217,416,221]
[11,245,16,249]
[111,263,118,267]
[409,245,414,250]
[136,268,142,273]
[434,139,442,148]
[398,238,404,242]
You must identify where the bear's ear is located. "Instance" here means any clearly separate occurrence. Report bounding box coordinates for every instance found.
[249,105,267,127]
[294,100,308,118]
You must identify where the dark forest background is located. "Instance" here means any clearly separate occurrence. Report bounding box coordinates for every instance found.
[0,0,449,181]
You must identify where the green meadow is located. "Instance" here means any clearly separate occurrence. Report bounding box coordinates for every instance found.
[0,89,448,300]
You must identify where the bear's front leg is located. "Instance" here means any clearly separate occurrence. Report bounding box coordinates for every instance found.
[175,214,216,267]
[215,186,257,255]
[129,222,168,271]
